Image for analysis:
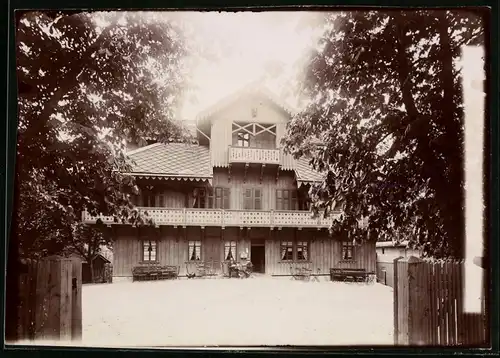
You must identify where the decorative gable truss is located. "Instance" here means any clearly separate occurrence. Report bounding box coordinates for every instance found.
[231,122,277,143]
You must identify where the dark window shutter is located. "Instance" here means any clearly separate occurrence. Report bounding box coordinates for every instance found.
[244,189,252,210]
[291,190,297,210]
[283,190,290,210]
[215,187,222,209]
[223,188,230,209]
[276,189,282,210]
[254,189,262,210]
[207,187,214,208]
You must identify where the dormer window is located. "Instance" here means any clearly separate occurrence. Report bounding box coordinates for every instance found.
[237,132,250,147]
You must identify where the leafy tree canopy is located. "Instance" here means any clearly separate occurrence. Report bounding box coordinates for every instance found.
[14,11,204,258]
[283,10,485,258]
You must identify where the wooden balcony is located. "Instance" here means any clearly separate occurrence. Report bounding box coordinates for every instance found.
[82,208,340,229]
[228,146,280,165]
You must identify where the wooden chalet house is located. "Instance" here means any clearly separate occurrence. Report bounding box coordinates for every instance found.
[82,85,376,280]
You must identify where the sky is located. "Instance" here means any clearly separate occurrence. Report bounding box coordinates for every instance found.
[176,11,323,120]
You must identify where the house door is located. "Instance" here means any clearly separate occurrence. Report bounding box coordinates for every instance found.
[204,236,222,273]
[251,244,265,274]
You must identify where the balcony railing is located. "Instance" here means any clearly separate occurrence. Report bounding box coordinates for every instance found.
[228,146,280,165]
[82,208,340,229]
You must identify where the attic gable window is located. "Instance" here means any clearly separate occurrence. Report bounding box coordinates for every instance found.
[251,107,258,118]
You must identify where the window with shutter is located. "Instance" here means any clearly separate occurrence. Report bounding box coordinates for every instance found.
[244,189,253,210]
[283,190,290,210]
[207,187,214,208]
[215,187,223,209]
[254,189,262,210]
[158,194,165,208]
[276,190,298,210]
[291,191,298,210]
[223,188,230,209]
[276,189,283,210]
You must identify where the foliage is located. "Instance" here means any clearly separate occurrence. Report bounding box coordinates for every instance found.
[13,11,198,258]
[283,10,485,258]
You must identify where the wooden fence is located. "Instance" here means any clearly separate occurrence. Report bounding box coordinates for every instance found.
[17,256,82,342]
[394,256,488,346]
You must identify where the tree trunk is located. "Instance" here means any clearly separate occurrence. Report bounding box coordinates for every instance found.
[392,13,464,258]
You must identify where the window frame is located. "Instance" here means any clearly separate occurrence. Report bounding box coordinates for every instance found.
[237,132,250,147]
[276,189,298,211]
[224,240,237,261]
[295,241,310,261]
[209,187,231,209]
[188,240,202,261]
[279,240,310,262]
[244,188,262,210]
[341,241,355,261]
[192,188,207,208]
[280,241,294,261]
[141,240,158,263]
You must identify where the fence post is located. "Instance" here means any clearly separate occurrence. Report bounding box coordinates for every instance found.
[33,256,82,342]
[407,256,428,345]
[71,257,83,341]
[393,256,404,345]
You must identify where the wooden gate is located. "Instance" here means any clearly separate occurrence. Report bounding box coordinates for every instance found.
[394,256,488,346]
[17,256,82,342]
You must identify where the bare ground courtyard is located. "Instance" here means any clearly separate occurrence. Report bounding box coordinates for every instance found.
[82,276,394,348]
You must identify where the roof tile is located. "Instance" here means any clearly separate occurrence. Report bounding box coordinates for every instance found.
[127,143,213,179]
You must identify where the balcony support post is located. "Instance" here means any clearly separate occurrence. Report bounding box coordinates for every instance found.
[275,166,280,183]
[243,163,249,183]
[228,164,232,183]
[259,164,265,184]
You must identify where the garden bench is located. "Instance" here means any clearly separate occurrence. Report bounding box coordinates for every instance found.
[132,265,179,282]
[330,268,369,282]
[159,265,180,280]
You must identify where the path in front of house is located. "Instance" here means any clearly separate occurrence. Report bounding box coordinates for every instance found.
[81,276,394,348]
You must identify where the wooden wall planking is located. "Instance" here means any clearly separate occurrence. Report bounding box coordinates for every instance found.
[212,167,297,210]
[113,226,377,278]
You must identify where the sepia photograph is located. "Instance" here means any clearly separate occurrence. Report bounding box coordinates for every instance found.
[5,7,490,350]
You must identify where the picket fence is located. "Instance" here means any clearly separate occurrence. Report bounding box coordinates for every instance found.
[16,256,83,341]
[394,256,488,346]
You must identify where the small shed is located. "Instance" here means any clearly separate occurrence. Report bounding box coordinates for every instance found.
[82,254,112,284]
[375,240,422,259]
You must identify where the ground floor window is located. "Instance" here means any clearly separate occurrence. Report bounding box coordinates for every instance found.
[281,240,310,261]
[142,240,157,262]
[280,241,294,261]
[296,241,309,261]
[224,240,237,261]
[341,241,354,260]
[188,240,202,261]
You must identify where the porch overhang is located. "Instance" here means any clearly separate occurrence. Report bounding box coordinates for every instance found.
[124,172,213,185]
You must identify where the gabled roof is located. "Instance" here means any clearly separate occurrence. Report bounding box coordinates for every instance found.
[294,157,326,187]
[126,143,213,184]
[195,82,296,122]
[91,253,111,264]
